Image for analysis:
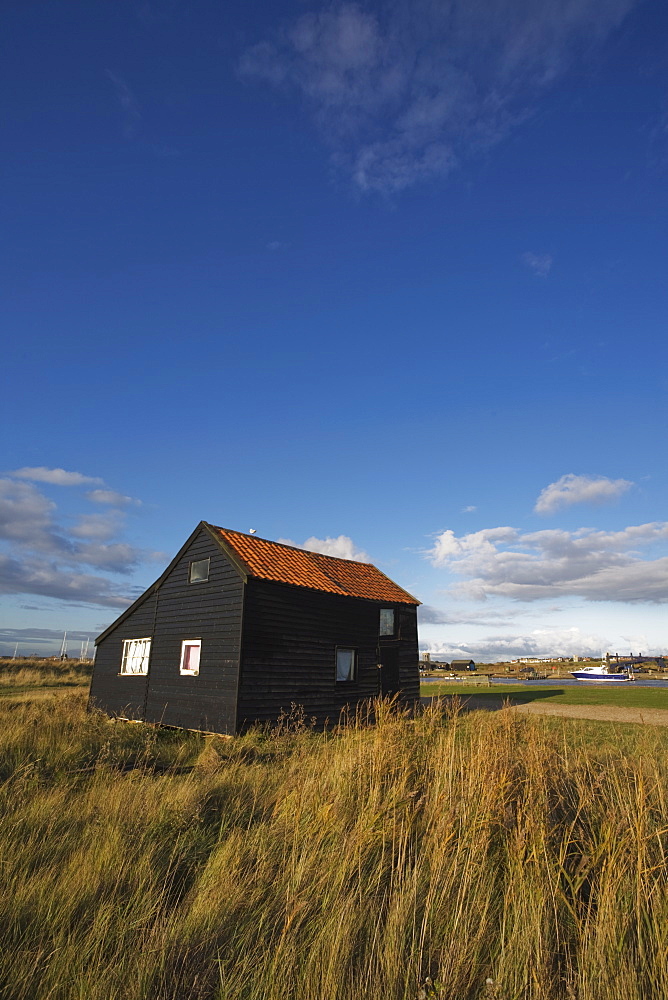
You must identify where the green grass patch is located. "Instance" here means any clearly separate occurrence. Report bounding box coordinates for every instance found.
[422,681,668,709]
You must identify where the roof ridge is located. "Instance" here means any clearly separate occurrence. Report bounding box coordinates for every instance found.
[207,523,373,566]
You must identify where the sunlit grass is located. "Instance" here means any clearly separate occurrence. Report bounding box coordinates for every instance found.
[0,656,92,690]
[1,679,668,997]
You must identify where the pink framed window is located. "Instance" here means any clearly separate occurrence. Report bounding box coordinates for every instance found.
[180,639,201,675]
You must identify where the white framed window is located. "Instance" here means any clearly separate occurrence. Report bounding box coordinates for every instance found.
[180,639,201,675]
[379,608,395,636]
[120,638,151,675]
[336,647,357,682]
[189,558,210,583]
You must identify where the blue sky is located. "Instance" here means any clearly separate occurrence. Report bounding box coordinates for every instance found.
[1,0,667,659]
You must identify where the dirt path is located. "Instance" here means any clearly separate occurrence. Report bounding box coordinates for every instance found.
[421,695,668,727]
[512,702,668,726]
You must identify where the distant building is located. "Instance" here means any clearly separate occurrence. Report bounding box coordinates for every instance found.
[450,659,476,671]
[512,656,573,664]
[420,659,450,670]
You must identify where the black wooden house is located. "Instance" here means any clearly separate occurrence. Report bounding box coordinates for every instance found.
[89,523,421,733]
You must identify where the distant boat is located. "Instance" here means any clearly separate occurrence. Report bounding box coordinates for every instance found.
[571,663,633,683]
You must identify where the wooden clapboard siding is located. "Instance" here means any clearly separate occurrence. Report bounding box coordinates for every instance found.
[397,607,420,700]
[88,592,156,719]
[142,527,244,735]
[236,579,419,728]
[91,526,244,734]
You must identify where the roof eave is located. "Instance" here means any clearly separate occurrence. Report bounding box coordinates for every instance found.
[241,573,420,605]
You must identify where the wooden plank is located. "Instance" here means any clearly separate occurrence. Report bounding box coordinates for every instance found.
[237,579,418,727]
[92,527,243,735]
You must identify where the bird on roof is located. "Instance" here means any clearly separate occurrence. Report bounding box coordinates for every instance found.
[249,528,257,534]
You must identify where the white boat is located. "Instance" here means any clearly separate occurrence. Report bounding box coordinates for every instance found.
[570,663,633,683]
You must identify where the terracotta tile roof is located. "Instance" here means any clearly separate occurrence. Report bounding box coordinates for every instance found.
[209,526,419,605]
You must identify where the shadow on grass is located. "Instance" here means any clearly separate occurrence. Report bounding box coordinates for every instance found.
[421,689,566,712]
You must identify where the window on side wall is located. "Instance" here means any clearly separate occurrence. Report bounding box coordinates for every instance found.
[120,638,151,675]
[336,647,357,682]
[180,639,201,675]
[189,558,210,583]
[379,608,395,636]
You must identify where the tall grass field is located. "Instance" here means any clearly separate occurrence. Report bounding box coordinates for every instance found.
[1,663,668,998]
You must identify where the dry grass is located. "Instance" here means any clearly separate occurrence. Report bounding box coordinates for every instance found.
[0,656,92,688]
[0,687,668,998]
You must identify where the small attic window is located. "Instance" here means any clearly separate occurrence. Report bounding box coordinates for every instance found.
[189,558,210,583]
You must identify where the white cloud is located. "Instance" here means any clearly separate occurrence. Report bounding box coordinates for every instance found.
[9,469,140,508]
[278,534,370,561]
[74,543,147,574]
[86,489,140,506]
[11,467,103,487]
[462,505,477,513]
[418,604,515,626]
[426,522,668,603]
[0,479,69,553]
[0,553,135,609]
[240,0,635,193]
[535,473,633,514]
[421,626,619,661]
[0,476,153,608]
[522,251,552,276]
[429,526,518,566]
[71,513,124,542]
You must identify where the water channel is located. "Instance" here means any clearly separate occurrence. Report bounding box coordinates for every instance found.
[420,675,668,688]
